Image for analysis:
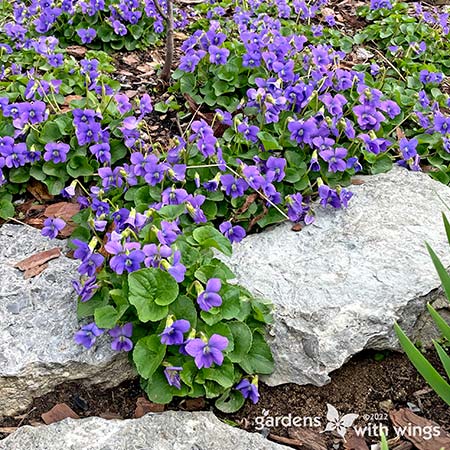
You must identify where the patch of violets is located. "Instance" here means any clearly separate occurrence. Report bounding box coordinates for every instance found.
[1,0,450,412]
[9,0,192,49]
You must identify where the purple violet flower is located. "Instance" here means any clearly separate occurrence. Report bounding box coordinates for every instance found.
[197,278,222,311]
[109,323,133,352]
[236,378,259,404]
[160,319,191,345]
[164,366,183,389]
[185,334,229,369]
[41,217,66,239]
[44,142,70,164]
[219,221,246,243]
[74,322,103,349]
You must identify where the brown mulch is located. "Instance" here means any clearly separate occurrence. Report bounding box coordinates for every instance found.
[0,350,448,449]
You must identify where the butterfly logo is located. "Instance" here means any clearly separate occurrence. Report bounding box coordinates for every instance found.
[322,404,359,441]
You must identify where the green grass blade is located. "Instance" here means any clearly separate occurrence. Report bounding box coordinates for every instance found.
[394,322,450,406]
[433,340,450,379]
[427,303,450,341]
[380,432,389,450]
[426,243,450,303]
[442,213,450,247]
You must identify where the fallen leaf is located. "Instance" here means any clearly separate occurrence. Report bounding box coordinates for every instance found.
[389,409,450,450]
[44,202,80,221]
[287,427,328,450]
[291,223,303,232]
[29,421,44,427]
[66,45,87,58]
[396,128,406,140]
[44,202,80,237]
[14,248,61,271]
[0,427,18,434]
[125,90,138,98]
[122,54,140,66]
[134,397,165,418]
[24,263,49,279]
[248,204,268,232]
[150,50,164,65]
[344,429,370,450]
[61,95,83,113]
[136,63,155,73]
[26,179,53,202]
[117,69,135,77]
[174,31,189,40]
[235,193,258,216]
[41,403,79,425]
[351,178,365,185]
[16,201,45,219]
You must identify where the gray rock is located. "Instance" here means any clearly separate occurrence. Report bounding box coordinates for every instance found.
[223,168,450,386]
[0,411,289,450]
[412,289,450,345]
[0,224,135,417]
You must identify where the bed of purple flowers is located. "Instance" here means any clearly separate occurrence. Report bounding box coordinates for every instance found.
[0,0,449,412]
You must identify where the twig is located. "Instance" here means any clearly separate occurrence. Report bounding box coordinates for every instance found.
[153,0,167,21]
[160,0,174,82]
[367,45,406,82]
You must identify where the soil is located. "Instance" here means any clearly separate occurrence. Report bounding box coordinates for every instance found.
[1,349,448,449]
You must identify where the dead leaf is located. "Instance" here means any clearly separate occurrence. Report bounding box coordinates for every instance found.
[26,179,53,203]
[24,263,49,279]
[150,50,164,65]
[291,223,303,232]
[0,427,18,434]
[287,427,328,450]
[125,90,138,98]
[174,31,189,40]
[61,95,83,113]
[44,202,80,221]
[41,403,79,425]
[66,45,87,58]
[28,421,44,427]
[16,201,45,220]
[248,204,268,232]
[14,248,61,271]
[396,128,406,140]
[235,193,258,216]
[44,202,80,237]
[344,429,370,450]
[134,397,165,418]
[117,69,135,77]
[351,178,365,185]
[122,54,140,66]
[136,63,155,73]
[389,409,450,450]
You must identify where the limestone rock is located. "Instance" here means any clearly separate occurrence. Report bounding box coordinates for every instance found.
[223,168,450,386]
[0,411,289,450]
[0,224,135,417]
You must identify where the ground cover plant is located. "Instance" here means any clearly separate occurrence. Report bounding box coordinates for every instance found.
[0,0,450,415]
